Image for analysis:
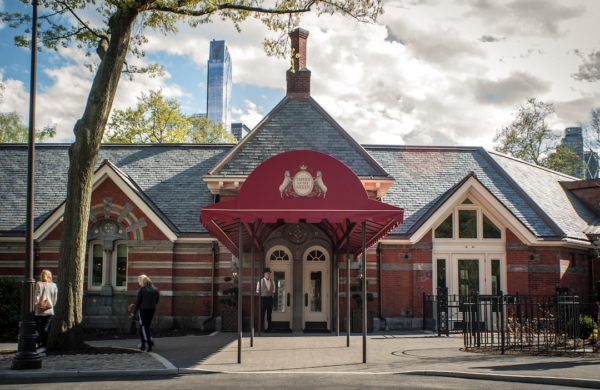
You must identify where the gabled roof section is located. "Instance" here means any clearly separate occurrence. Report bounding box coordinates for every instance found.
[489,151,597,241]
[35,159,179,241]
[208,96,389,177]
[0,144,232,235]
[365,146,560,239]
[406,172,538,244]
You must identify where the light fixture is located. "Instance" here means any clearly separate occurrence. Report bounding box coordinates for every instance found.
[357,262,364,280]
[231,257,239,278]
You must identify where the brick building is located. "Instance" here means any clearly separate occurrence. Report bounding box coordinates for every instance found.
[1,28,599,332]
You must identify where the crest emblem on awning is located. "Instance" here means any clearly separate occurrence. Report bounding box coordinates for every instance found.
[279,164,327,199]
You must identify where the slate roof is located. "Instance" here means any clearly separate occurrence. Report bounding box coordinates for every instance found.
[210,98,387,177]
[364,146,561,238]
[0,143,596,242]
[490,151,597,241]
[0,144,232,234]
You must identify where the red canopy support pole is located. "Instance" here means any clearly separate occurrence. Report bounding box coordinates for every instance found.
[334,248,339,337]
[250,223,255,347]
[238,222,243,364]
[346,220,351,347]
[362,221,367,363]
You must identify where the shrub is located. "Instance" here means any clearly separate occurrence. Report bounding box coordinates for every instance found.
[219,276,238,309]
[0,277,21,329]
[590,329,598,344]
[579,315,598,340]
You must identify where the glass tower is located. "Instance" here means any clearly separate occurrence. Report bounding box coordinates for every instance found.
[207,40,232,131]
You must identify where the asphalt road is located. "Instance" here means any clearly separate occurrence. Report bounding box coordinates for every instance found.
[0,373,581,389]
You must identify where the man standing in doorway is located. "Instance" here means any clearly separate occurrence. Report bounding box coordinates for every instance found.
[257,268,274,332]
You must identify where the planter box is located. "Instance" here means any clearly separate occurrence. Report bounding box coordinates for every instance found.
[221,309,238,332]
[352,310,373,333]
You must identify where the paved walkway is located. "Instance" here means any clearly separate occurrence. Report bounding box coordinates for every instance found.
[2,331,600,387]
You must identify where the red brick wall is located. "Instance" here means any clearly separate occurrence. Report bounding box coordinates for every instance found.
[506,229,530,295]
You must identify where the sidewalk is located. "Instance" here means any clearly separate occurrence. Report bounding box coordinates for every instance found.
[2,331,600,387]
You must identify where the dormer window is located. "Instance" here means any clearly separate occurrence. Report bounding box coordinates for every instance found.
[433,198,503,241]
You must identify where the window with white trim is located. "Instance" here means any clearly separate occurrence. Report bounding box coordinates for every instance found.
[433,198,503,241]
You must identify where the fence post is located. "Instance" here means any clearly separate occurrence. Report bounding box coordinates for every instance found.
[475,292,481,348]
[500,290,505,355]
[437,286,449,337]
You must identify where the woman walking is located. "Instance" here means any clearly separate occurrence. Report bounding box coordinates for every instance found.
[35,269,57,353]
[132,274,159,352]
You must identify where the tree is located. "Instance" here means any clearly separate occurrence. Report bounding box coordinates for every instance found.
[188,115,237,143]
[0,78,56,142]
[2,0,382,351]
[105,89,191,143]
[494,98,558,166]
[104,89,236,143]
[546,145,584,178]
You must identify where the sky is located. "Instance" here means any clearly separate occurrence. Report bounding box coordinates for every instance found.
[0,0,599,148]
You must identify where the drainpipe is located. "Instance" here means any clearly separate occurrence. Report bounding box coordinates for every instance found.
[202,241,218,330]
[377,243,389,331]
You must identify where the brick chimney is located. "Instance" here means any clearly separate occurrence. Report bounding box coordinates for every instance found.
[286,28,310,97]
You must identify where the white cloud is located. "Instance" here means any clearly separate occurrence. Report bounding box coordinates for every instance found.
[2,0,600,149]
[231,100,265,129]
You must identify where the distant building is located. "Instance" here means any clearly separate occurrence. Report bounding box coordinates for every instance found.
[231,123,250,141]
[207,40,232,131]
[560,127,598,179]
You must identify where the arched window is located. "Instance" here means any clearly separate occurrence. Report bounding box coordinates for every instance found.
[87,220,128,290]
[306,249,327,261]
[270,249,290,261]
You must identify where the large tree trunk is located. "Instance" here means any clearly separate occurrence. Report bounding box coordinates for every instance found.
[47,8,138,351]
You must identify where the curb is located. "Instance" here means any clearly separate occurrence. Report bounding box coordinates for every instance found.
[402,370,600,389]
[0,368,178,380]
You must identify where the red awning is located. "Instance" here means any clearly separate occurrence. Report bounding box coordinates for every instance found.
[201,150,403,257]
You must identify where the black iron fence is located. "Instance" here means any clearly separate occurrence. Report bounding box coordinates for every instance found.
[423,288,599,354]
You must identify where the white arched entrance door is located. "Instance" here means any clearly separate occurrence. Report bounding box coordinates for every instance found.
[303,246,330,330]
[266,245,293,330]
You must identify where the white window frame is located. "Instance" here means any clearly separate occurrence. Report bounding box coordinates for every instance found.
[433,196,504,243]
[88,241,105,291]
[113,241,128,291]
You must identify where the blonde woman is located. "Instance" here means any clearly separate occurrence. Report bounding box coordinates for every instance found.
[35,269,58,353]
[132,274,159,352]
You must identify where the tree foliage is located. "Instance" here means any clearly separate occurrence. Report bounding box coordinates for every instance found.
[545,145,584,178]
[0,78,56,143]
[104,90,236,143]
[1,0,383,351]
[494,98,557,166]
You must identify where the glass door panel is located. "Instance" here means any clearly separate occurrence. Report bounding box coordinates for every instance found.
[458,259,479,296]
[269,265,292,328]
[491,259,500,295]
[309,271,322,313]
[274,271,286,313]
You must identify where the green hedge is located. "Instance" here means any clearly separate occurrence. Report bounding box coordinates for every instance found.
[0,277,22,329]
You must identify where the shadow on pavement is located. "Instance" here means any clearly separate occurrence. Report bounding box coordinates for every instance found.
[474,360,600,372]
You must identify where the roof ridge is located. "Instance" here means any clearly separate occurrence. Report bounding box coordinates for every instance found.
[207,96,291,175]
[363,144,482,151]
[305,97,389,177]
[487,150,579,180]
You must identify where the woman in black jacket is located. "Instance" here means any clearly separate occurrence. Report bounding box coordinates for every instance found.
[132,274,159,352]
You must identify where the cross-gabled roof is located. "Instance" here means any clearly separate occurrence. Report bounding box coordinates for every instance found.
[208,97,389,178]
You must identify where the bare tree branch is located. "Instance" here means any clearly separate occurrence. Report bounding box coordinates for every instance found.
[55,0,106,40]
[151,1,315,16]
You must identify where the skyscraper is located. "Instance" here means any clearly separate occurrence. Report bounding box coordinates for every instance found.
[207,40,232,131]
[560,126,599,179]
